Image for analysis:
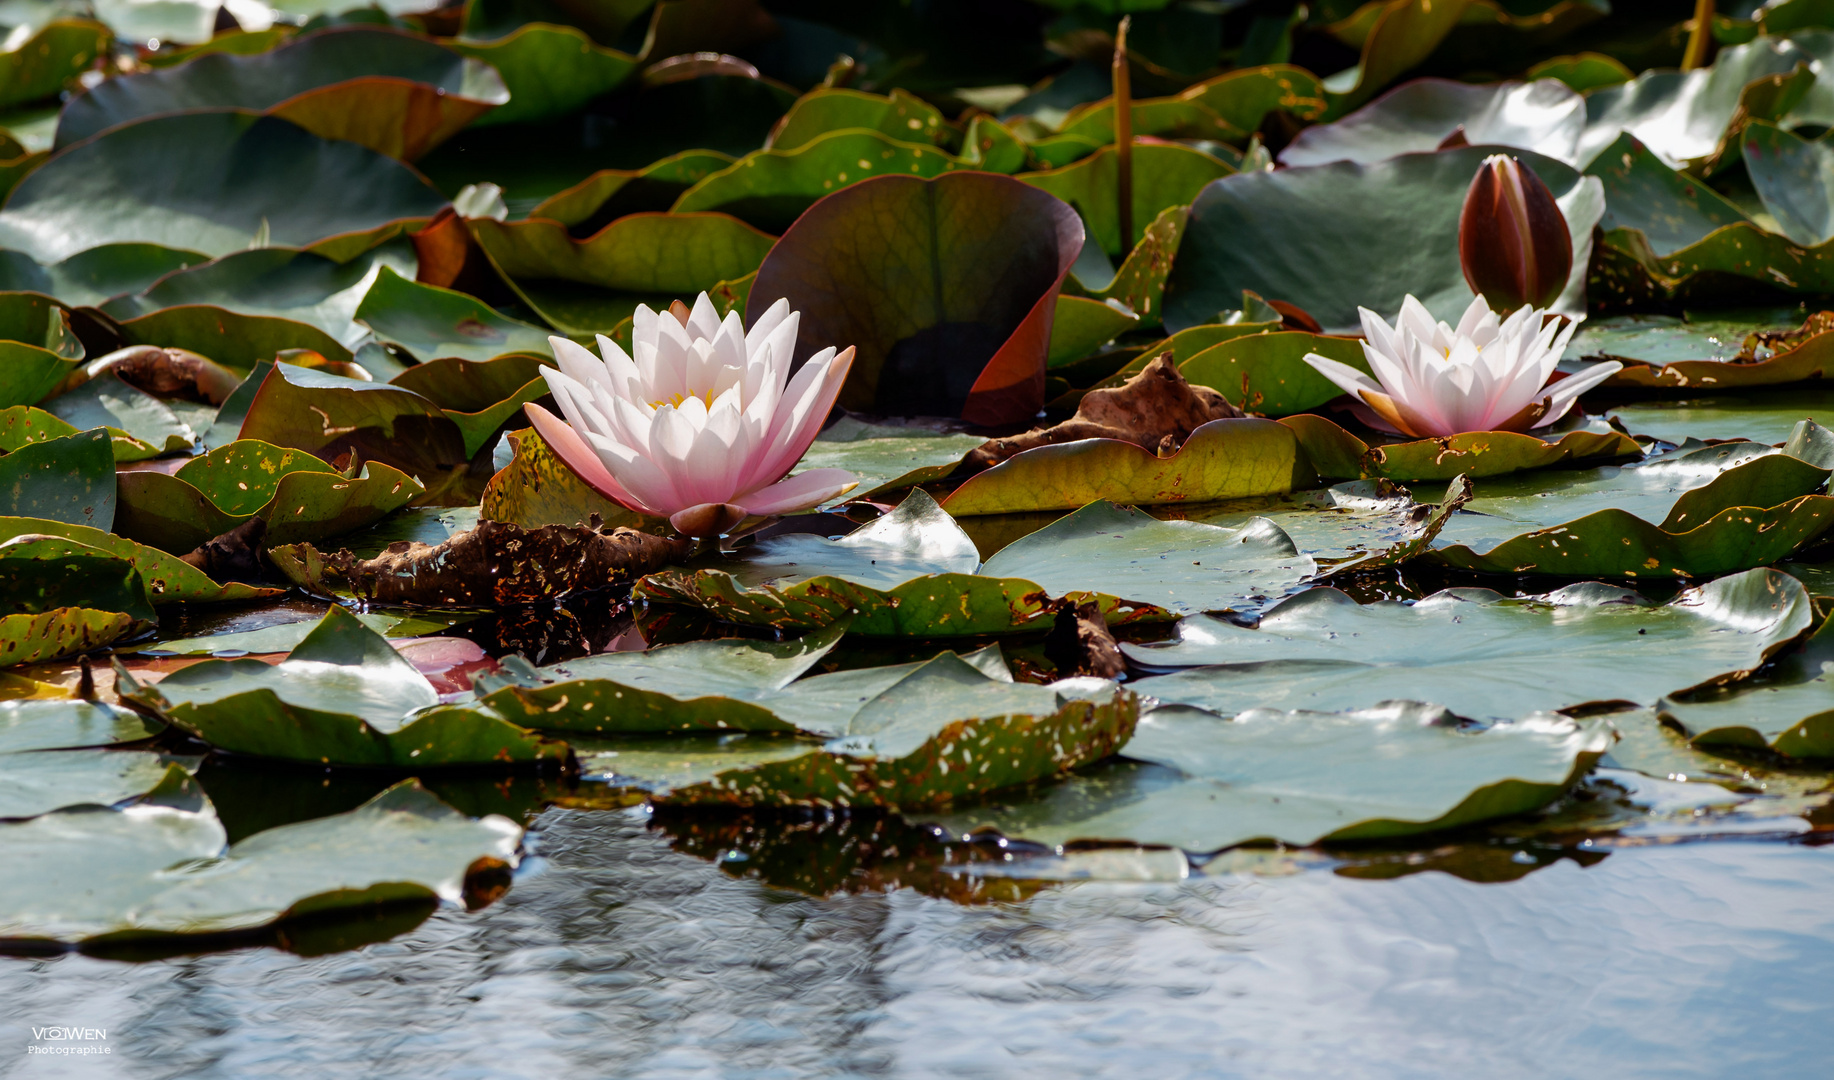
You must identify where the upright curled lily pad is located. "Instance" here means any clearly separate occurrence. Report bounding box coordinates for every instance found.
[446,22,639,127]
[57,28,510,162]
[1019,143,1232,257]
[478,427,647,530]
[1320,0,1473,114]
[1176,330,1368,415]
[116,608,570,768]
[932,703,1607,852]
[1279,77,1586,167]
[0,534,154,665]
[767,87,951,152]
[471,212,776,335]
[0,112,449,263]
[1585,133,1749,255]
[0,291,84,409]
[1126,569,1811,721]
[236,362,469,480]
[745,172,1084,426]
[1281,413,1642,480]
[671,130,975,234]
[0,775,523,944]
[1741,120,1834,247]
[1163,145,1598,333]
[0,428,114,528]
[0,516,279,604]
[114,439,424,554]
[356,266,553,363]
[1427,441,1834,577]
[940,417,1303,515]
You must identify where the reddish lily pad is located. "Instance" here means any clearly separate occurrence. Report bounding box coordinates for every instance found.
[745,172,1084,427]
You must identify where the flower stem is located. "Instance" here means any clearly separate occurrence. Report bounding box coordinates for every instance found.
[1682,0,1715,71]
[1113,15,1134,260]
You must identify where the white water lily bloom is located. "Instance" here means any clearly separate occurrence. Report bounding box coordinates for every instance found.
[1302,294,1621,438]
[524,293,857,537]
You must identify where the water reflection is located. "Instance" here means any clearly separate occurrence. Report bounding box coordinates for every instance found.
[5,808,1833,1077]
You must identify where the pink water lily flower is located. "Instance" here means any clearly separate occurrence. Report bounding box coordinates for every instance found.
[524,293,857,538]
[1302,294,1621,438]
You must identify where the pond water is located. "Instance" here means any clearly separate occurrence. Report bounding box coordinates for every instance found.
[5,803,1831,1078]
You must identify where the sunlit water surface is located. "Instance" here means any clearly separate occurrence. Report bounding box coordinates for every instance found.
[4,809,1831,1079]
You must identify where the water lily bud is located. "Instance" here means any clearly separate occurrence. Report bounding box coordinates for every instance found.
[1459,154,1572,312]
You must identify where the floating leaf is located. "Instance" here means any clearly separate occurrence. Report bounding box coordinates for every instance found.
[1322,0,1472,114]
[767,87,950,152]
[0,20,109,110]
[57,28,510,162]
[0,245,201,308]
[1163,145,1595,333]
[0,428,114,528]
[1020,143,1232,258]
[0,699,161,752]
[478,427,648,530]
[0,112,448,262]
[237,362,468,480]
[1607,386,1834,445]
[941,417,1301,515]
[447,23,638,127]
[43,373,198,455]
[0,775,522,944]
[1585,133,1748,255]
[0,533,155,666]
[1175,330,1368,415]
[792,415,986,501]
[471,212,776,335]
[0,748,178,819]
[1127,569,1811,721]
[525,150,736,232]
[0,291,84,409]
[0,516,280,604]
[1742,120,1834,247]
[1280,77,1586,167]
[356,266,552,363]
[1057,66,1326,144]
[117,608,569,768]
[932,703,1606,852]
[1661,617,1834,758]
[745,172,1083,426]
[1282,413,1642,480]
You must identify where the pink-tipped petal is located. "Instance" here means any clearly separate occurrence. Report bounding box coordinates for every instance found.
[522,403,651,514]
[736,468,859,516]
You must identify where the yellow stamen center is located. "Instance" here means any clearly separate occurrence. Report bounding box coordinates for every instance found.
[651,389,715,409]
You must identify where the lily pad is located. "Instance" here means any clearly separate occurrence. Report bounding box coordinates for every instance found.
[0,516,281,604]
[478,426,647,530]
[1585,133,1750,255]
[940,417,1302,515]
[1126,568,1811,721]
[236,362,469,480]
[1321,0,1471,114]
[0,748,180,820]
[114,438,423,554]
[1742,120,1834,247]
[671,129,975,234]
[525,151,736,232]
[0,775,522,944]
[0,112,448,263]
[0,533,154,665]
[117,608,570,768]
[1176,330,1369,415]
[1048,296,1139,367]
[766,87,951,152]
[1660,618,1834,758]
[1055,65,1325,144]
[1279,77,1586,167]
[1607,386,1834,445]
[1282,413,1642,480]
[42,373,198,455]
[792,415,987,502]
[356,266,552,363]
[0,428,114,528]
[1163,145,1598,333]
[446,22,638,128]
[57,28,510,162]
[0,405,165,462]
[0,699,162,752]
[744,171,1084,426]
[0,245,203,309]
[471,212,776,335]
[931,703,1607,852]
[0,20,109,111]
[1426,439,1834,577]
[1019,143,1233,257]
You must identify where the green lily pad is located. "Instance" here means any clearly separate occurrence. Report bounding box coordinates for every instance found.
[478,426,647,530]
[940,417,1301,515]
[0,748,180,820]
[111,303,359,372]
[0,112,448,262]
[103,243,417,350]
[477,620,851,735]
[1607,386,1834,445]
[1279,77,1586,167]
[237,362,469,480]
[446,22,638,128]
[1019,143,1233,258]
[1166,144,1600,333]
[1282,413,1643,480]
[1741,120,1834,246]
[43,372,199,455]
[1564,310,1791,366]
[767,87,951,153]
[1660,615,1834,758]
[0,20,107,110]
[525,150,736,232]
[931,703,1607,852]
[642,661,1137,812]
[793,415,986,502]
[1528,51,1634,94]
[356,266,552,363]
[0,699,162,752]
[671,129,979,234]
[1175,329,1369,415]
[0,428,114,528]
[0,775,522,944]
[745,171,1083,426]
[115,438,423,554]
[1056,65,1325,144]
[1426,439,1834,577]
[637,489,1311,635]
[1070,203,1190,331]
[1127,568,1811,722]
[1593,220,1834,305]
[117,607,570,768]
[1048,296,1139,367]
[57,28,510,162]
[1321,0,1470,114]
[0,532,154,665]
[0,405,164,462]
[471,212,776,335]
[1585,132,1750,254]
[1596,322,1834,391]
[0,245,202,308]
[140,610,468,656]
[0,516,279,604]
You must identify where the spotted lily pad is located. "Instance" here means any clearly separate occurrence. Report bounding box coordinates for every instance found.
[1282,413,1643,480]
